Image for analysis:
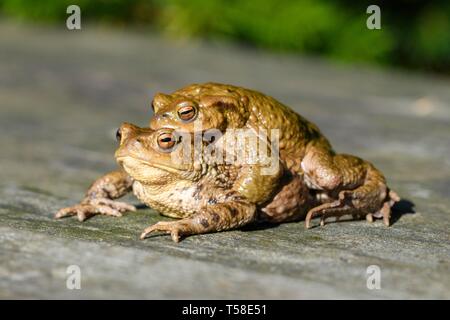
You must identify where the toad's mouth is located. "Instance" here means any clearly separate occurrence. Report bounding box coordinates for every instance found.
[116,155,187,176]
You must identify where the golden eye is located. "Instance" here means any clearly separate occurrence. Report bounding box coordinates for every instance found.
[177,104,196,122]
[157,132,176,150]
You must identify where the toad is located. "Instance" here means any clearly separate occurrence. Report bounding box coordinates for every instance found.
[149,83,399,228]
[55,83,399,241]
[58,123,314,242]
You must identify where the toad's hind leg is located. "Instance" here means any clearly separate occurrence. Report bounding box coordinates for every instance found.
[301,139,343,191]
[305,159,399,229]
[260,173,314,223]
[306,200,359,228]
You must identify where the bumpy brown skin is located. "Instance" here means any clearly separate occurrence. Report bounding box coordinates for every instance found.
[149,83,399,228]
[55,83,399,241]
[56,122,314,242]
[114,123,314,242]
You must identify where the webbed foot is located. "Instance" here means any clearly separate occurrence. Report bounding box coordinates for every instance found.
[55,198,136,222]
[140,220,192,243]
[305,189,399,229]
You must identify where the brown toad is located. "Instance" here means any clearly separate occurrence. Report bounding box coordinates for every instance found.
[55,83,399,241]
[56,123,313,241]
[149,83,400,228]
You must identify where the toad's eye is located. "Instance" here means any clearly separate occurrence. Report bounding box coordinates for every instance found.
[115,128,122,142]
[157,132,176,150]
[177,104,196,122]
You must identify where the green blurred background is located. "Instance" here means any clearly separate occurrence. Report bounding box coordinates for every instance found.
[1,0,449,74]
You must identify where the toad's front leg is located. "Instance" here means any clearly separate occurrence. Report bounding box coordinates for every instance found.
[140,200,256,242]
[55,170,136,221]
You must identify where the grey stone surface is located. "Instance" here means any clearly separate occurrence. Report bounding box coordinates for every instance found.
[0,22,449,299]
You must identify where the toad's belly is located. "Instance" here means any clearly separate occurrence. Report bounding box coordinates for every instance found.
[132,181,197,219]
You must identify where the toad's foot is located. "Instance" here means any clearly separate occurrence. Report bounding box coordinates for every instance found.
[304,191,358,229]
[305,189,399,229]
[55,198,136,222]
[140,220,192,243]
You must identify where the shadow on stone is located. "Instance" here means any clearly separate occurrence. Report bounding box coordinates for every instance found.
[390,198,415,225]
[241,221,281,232]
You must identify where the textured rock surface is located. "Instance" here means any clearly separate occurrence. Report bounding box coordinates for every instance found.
[0,23,449,299]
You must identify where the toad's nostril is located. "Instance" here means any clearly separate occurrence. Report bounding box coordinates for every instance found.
[116,128,122,142]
